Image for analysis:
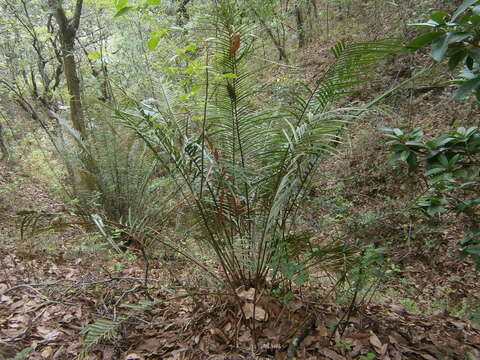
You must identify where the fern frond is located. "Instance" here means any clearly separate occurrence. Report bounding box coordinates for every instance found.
[81,318,122,347]
[80,300,155,354]
[117,1,399,289]
[9,347,33,360]
[298,39,402,119]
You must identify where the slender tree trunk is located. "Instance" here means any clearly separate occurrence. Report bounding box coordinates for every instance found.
[48,0,98,199]
[0,122,9,163]
[251,7,289,62]
[48,0,86,139]
[295,5,305,48]
[62,48,86,136]
[176,0,192,26]
[310,0,319,18]
[326,0,330,39]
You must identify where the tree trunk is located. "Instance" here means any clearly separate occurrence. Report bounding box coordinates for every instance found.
[295,5,305,48]
[251,7,289,62]
[48,0,86,139]
[176,0,192,26]
[310,0,319,18]
[0,122,9,163]
[62,48,86,136]
[48,0,98,199]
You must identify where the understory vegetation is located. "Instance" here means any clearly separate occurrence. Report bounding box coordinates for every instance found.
[0,0,479,359]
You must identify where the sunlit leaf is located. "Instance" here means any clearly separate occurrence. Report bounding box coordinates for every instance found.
[147,36,160,51]
[87,50,101,61]
[114,6,133,17]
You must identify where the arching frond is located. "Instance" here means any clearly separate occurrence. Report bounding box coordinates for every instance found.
[118,0,399,289]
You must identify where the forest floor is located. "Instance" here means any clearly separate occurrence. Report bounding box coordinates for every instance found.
[1,162,480,360]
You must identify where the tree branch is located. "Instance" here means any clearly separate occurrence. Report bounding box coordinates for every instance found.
[48,0,69,37]
[72,0,84,32]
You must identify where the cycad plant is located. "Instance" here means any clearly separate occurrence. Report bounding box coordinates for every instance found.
[60,114,170,252]
[119,1,399,290]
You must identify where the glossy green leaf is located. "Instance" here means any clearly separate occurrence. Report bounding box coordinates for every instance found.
[390,145,408,153]
[427,205,444,216]
[405,141,426,148]
[467,56,474,69]
[378,126,393,132]
[409,20,440,27]
[146,0,161,5]
[448,49,467,70]
[468,48,480,62]
[454,77,480,99]
[399,151,410,161]
[449,153,461,167]
[430,11,447,25]
[470,14,480,25]
[453,169,469,177]
[406,153,418,168]
[452,0,478,21]
[406,32,443,50]
[393,128,403,136]
[447,32,471,44]
[389,151,405,164]
[384,134,401,141]
[431,33,450,61]
[434,137,454,147]
[465,127,479,137]
[464,245,480,256]
[425,167,445,176]
[438,154,449,167]
[457,126,467,136]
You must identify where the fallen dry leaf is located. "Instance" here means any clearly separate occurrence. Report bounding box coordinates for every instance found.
[237,287,255,302]
[243,303,267,321]
[238,329,251,343]
[467,334,480,345]
[369,331,383,352]
[420,354,437,360]
[320,348,346,360]
[41,346,55,357]
[125,354,144,360]
[137,337,162,353]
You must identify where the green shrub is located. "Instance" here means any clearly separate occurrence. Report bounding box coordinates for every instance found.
[383,125,480,268]
[406,0,480,100]
[61,115,172,253]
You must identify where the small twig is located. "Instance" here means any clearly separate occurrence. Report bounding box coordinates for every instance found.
[3,281,61,294]
[114,285,141,307]
[3,276,166,295]
[2,284,74,305]
[328,294,356,343]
